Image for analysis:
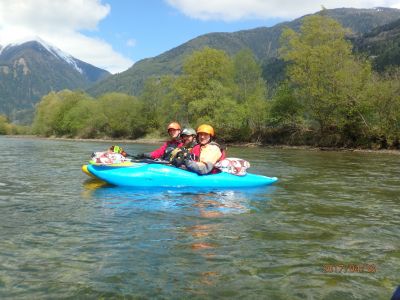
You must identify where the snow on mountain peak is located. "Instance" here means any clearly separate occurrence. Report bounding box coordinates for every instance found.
[0,38,83,74]
[35,38,83,74]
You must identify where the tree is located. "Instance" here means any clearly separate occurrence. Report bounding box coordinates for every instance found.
[233,49,270,141]
[98,93,145,138]
[175,47,235,125]
[55,90,94,136]
[280,15,372,145]
[139,75,180,134]
[0,114,28,135]
[32,91,63,136]
[188,80,246,141]
[234,49,265,103]
[0,114,8,134]
[61,98,99,138]
[364,68,400,147]
[270,83,303,128]
[32,90,95,136]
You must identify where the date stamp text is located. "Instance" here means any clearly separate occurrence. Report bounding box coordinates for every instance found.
[323,264,376,273]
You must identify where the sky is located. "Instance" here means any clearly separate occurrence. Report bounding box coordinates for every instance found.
[1,0,400,74]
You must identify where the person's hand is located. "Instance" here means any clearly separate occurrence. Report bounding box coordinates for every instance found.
[171,156,183,167]
[171,150,189,167]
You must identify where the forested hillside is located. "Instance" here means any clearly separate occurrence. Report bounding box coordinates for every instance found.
[32,15,400,149]
[353,17,400,71]
[87,7,400,96]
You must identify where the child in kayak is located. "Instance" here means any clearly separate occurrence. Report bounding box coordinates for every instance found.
[135,122,183,160]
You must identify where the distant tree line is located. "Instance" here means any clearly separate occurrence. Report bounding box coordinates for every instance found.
[0,114,29,135]
[30,15,400,148]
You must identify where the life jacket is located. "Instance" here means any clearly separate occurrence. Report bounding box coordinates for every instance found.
[191,142,225,161]
[162,140,183,160]
[191,142,226,174]
[168,141,197,162]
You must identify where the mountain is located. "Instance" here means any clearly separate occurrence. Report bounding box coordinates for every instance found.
[87,7,400,97]
[352,17,400,71]
[0,40,110,120]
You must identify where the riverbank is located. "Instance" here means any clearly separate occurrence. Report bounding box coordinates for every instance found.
[4,134,165,144]
[4,135,400,155]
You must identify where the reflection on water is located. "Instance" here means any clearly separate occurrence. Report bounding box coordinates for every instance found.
[82,179,275,297]
[1,136,400,299]
[83,178,275,216]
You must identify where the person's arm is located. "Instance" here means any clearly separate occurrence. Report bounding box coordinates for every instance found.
[134,152,152,159]
[184,160,214,174]
[184,145,222,174]
[149,142,168,159]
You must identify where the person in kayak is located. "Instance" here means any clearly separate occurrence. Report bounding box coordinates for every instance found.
[173,124,225,174]
[180,127,197,149]
[169,127,197,163]
[135,122,183,160]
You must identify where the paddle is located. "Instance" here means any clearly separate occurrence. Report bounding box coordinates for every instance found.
[123,153,171,165]
[107,146,171,165]
[129,158,171,165]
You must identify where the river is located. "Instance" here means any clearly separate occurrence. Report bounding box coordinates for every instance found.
[0,136,399,299]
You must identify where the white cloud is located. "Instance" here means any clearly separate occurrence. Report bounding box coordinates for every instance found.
[166,0,400,20]
[0,0,133,73]
[126,38,137,47]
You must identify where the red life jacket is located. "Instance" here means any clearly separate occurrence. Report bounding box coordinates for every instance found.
[150,139,183,160]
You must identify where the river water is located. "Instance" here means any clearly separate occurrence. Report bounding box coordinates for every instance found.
[0,136,399,299]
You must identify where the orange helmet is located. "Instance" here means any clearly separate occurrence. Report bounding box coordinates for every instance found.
[167,122,181,130]
[197,124,215,137]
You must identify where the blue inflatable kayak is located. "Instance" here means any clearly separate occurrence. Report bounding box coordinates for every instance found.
[86,163,278,188]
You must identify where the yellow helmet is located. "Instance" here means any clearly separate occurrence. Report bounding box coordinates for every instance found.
[167,122,181,130]
[197,124,215,137]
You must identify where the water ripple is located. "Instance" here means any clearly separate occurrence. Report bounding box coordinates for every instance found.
[0,137,399,299]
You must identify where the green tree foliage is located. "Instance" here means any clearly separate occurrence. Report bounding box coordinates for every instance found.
[32,90,94,137]
[32,90,144,139]
[270,83,303,128]
[139,75,181,135]
[364,69,400,147]
[169,47,270,141]
[266,83,308,145]
[60,98,99,138]
[188,80,246,142]
[0,114,31,135]
[97,93,145,138]
[55,90,93,136]
[29,38,400,149]
[233,49,270,141]
[32,91,63,136]
[175,47,235,125]
[280,15,373,145]
[234,49,264,103]
[0,114,8,134]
